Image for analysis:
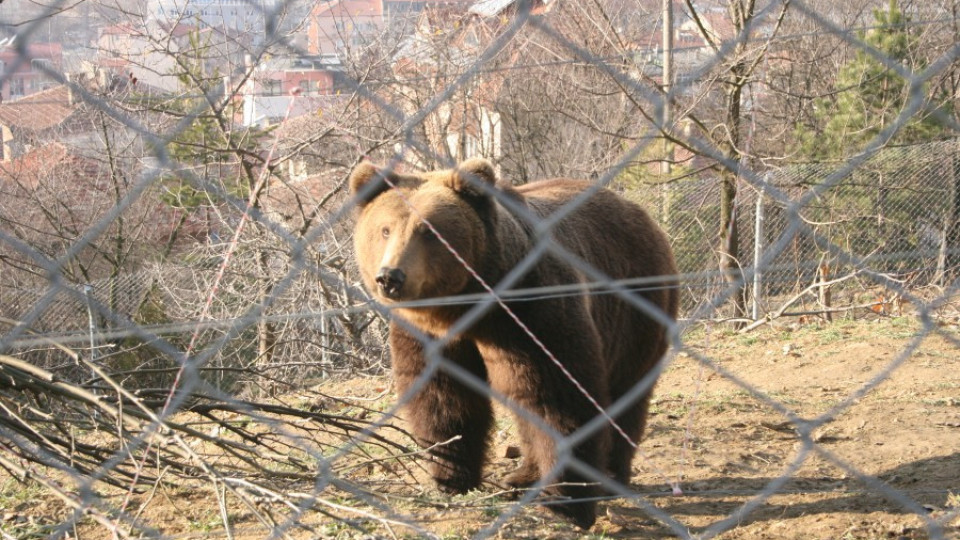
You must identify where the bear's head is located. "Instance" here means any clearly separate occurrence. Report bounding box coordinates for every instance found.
[349,158,501,305]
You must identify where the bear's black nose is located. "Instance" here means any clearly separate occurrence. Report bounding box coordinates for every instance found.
[375,267,406,298]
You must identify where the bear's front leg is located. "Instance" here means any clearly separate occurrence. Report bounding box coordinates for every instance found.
[389,323,493,494]
[478,309,611,530]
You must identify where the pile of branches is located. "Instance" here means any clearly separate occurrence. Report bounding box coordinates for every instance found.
[0,349,424,536]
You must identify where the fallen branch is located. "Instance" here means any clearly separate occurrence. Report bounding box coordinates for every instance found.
[739,269,867,333]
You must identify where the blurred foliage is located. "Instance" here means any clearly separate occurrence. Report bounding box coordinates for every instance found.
[794,0,952,159]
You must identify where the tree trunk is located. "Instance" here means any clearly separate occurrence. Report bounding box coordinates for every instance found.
[719,169,746,320]
[718,61,748,322]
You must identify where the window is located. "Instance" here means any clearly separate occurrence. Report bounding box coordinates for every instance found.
[264,80,282,96]
[298,80,311,96]
[31,58,53,72]
[10,78,24,97]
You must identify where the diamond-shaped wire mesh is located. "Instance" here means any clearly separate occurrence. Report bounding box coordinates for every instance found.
[1,0,959,538]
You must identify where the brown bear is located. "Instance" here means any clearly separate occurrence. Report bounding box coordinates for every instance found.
[348,158,678,529]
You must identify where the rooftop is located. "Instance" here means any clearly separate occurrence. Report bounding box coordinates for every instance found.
[0,85,75,132]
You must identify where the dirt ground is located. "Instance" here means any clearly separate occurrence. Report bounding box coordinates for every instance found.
[614,316,960,540]
[2,316,958,539]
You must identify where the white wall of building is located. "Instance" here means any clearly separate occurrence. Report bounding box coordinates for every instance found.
[152,0,279,38]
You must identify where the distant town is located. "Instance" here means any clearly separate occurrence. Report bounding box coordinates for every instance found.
[0,0,732,125]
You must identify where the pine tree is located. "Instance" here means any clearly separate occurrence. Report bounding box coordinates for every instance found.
[796,0,948,159]
[159,30,267,211]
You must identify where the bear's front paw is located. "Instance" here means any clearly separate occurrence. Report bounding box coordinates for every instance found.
[430,461,481,494]
[503,461,539,488]
[545,499,597,530]
[435,477,473,494]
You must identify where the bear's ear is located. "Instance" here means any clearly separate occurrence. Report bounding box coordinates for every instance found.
[348,162,401,207]
[448,158,498,198]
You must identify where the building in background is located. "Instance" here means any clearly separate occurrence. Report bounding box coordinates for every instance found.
[307,0,477,57]
[234,54,344,127]
[152,0,279,42]
[95,20,250,94]
[308,0,384,56]
[0,42,63,102]
[0,85,77,161]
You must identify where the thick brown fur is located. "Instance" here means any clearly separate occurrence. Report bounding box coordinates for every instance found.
[349,158,678,529]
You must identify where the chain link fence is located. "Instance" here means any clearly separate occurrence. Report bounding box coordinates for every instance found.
[1,0,959,538]
[630,139,960,313]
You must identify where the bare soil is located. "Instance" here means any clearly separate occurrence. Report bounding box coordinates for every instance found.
[2,317,958,539]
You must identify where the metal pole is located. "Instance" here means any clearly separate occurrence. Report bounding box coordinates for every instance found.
[83,284,97,363]
[752,187,764,320]
[661,0,675,227]
[661,0,674,171]
[320,305,328,369]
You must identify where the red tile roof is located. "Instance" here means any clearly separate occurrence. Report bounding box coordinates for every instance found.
[0,142,101,189]
[0,85,75,132]
[100,23,137,36]
[0,42,62,62]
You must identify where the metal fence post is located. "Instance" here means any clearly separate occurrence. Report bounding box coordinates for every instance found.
[83,284,98,363]
[752,185,764,321]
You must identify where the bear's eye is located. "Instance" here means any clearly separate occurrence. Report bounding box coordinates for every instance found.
[381,226,390,239]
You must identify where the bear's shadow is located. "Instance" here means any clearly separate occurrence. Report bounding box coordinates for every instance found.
[603,453,960,538]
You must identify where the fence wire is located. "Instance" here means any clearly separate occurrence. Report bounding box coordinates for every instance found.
[1,0,959,538]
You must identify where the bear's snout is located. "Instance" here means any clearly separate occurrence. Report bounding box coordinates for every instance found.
[375,267,406,299]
